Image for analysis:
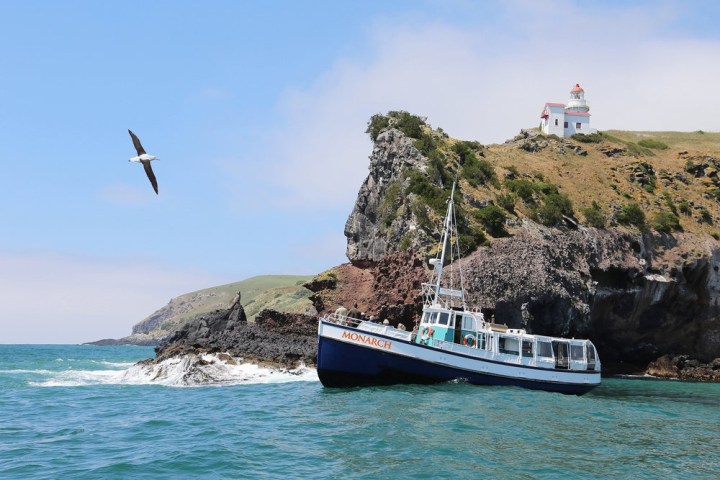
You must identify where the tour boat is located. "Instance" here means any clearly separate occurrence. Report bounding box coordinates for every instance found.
[316,184,601,394]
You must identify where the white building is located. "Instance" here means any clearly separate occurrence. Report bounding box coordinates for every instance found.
[540,84,596,137]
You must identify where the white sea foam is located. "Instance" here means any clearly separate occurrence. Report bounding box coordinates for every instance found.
[29,369,127,387]
[29,353,318,387]
[120,353,319,387]
[0,369,56,375]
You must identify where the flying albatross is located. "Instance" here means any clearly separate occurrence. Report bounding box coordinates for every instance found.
[128,129,159,194]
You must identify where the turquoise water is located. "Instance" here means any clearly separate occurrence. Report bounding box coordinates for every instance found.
[0,345,718,479]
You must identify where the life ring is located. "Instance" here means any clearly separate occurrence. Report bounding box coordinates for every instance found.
[463,334,476,347]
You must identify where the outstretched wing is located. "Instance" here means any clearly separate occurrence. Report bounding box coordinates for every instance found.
[142,160,159,194]
[128,129,146,155]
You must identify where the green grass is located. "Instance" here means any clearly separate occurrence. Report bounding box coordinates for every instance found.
[135,274,315,336]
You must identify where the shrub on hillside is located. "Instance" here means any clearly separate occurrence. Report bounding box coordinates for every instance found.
[463,157,497,187]
[638,139,669,150]
[581,201,607,228]
[651,211,681,233]
[390,110,425,139]
[495,192,517,213]
[365,111,428,142]
[662,192,678,215]
[366,113,390,141]
[571,133,603,143]
[616,203,646,230]
[474,205,508,237]
[535,182,559,196]
[406,170,447,214]
[505,165,520,178]
[505,178,537,204]
[535,193,574,227]
[678,201,691,215]
[452,141,483,164]
[458,228,487,256]
[699,207,712,224]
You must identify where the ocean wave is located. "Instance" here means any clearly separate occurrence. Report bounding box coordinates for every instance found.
[121,353,319,387]
[28,353,318,387]
[29,369,126,387]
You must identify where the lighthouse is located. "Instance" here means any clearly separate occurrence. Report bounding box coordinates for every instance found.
[540,84,595,137]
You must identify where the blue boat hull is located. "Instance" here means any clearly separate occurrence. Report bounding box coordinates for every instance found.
[317,334,597,395]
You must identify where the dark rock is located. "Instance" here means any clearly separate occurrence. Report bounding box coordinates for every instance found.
[152,305,317,368]
[647,354,720,381]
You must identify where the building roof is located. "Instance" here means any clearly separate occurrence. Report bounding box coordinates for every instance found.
[571,83,584,92]
[545,102,565,107]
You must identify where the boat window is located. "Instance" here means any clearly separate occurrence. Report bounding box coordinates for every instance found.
[498,336,519,355]
[477,333,486,349]
[522,340,534,358]
[570,345,584,361]
[587,344,596,363]
[438,312,449,326]
[461,316,472,330]
[537,341,553,358]
[424,312,437,324]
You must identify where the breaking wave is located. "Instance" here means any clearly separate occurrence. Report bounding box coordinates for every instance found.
[29,353,318,387]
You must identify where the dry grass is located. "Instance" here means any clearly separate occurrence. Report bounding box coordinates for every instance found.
[469,130,720,236]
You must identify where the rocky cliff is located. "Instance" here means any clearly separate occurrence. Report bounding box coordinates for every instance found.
[337,114,720,379]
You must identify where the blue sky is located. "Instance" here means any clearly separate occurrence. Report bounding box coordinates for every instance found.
[2,0,719,343]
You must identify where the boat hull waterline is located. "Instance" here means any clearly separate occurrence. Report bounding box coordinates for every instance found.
[317,321,600,395]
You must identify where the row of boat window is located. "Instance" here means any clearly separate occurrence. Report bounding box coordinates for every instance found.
[482,334,597,362]
[424,311,477,330]
[422,310,597,362]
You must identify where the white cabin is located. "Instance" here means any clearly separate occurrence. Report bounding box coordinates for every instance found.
[540,84,596,137]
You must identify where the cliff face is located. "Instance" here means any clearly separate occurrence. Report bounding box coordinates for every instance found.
[339,119,720,377]
[460,224,720,371]
[345,128,440,266]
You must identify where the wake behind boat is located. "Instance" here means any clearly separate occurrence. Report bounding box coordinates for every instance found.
[317,183,601,394]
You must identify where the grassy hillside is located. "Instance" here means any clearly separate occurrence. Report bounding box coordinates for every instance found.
[367,112,720,251]
[478,129,720,237]
[132,274,314,340]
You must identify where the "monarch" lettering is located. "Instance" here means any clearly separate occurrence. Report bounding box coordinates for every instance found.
[341,331,392,350]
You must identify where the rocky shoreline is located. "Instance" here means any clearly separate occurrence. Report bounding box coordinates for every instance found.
[139,303,317,370]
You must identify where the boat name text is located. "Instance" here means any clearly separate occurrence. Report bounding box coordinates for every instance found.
[341,331,392,350]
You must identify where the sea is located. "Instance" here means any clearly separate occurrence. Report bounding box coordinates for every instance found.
[0,345,718,479]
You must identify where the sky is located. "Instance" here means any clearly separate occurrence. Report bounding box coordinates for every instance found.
[1,0,720,343]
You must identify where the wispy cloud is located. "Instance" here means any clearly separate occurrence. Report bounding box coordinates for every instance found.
[238,2,720,213]
[0,250,227,343]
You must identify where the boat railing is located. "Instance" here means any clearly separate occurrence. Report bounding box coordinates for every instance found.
[324,313,413,341]
[324,313,363,328]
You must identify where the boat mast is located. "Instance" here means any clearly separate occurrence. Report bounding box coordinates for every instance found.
[433,182,456,303]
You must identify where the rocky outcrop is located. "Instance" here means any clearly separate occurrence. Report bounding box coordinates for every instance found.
[457,223,720,372]
[646,354,720,381]
[307,251,428,330]
[345,128,439,266]
[151,303,317,368]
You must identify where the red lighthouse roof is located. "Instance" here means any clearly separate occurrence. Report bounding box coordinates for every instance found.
[571,83,584,92]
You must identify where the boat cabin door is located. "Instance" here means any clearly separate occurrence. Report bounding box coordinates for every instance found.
[552,341,569,369]
[453,312,463,343]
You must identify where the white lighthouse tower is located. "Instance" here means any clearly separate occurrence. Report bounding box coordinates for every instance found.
[540,83,595,137]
